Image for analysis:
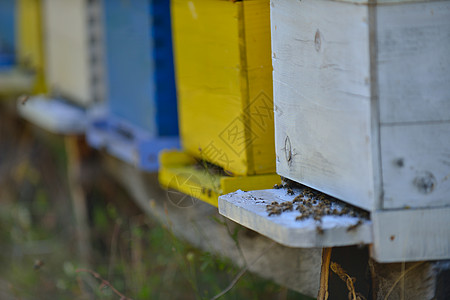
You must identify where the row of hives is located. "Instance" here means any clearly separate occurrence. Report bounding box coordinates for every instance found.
[1,0,449,263]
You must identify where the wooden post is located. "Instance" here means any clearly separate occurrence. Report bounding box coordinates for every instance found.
[65,136,91,266]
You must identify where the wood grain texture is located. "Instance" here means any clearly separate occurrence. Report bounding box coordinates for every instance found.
[377,1,450,124]
[372,206,450,262]
[272,0,375,211]
[242,0,276,175]
[381,123,450,209]
[219,189,373,248]
[172,0,274,176]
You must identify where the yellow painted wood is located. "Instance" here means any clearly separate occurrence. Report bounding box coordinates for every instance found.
[17,0,47,93]
[159,150,280,207]
[172,0,274,176]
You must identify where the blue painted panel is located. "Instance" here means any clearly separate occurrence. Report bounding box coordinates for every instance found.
[88,0,179,171]
[0,0,16,67]
[103,0,178,137]
[87,112,180,172]
[150,0,178,137]
[104,0,156,134]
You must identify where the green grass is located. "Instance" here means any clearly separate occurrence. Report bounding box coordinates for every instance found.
[0,113,313,299]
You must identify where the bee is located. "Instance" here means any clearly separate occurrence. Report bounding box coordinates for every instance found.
[296,214,308,221]
[286,188,294,196]
[316,225,324,235]
[268,207,282,216]
[273,184,283,189]
[346,220,363,232]
[292,195,304,203]
[271,201,279,206]
[19,94,30,105]
[281,201,293,212]
[33,259,44,270]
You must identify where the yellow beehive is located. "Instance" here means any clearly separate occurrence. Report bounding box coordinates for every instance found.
[172,0,274,176]
[17,0,46,93]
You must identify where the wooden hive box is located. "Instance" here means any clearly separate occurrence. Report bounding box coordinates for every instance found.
[17,0,46,93]
[86,0,179,171]
[270,0,450,261]
[159,0,281,207]
[43,0,104,106]
[0,0,44,95]
[171,0,275,176]
[0,0,15,67]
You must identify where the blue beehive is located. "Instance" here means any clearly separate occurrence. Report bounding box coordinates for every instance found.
[0,0,15,68]
[87,0,179,171]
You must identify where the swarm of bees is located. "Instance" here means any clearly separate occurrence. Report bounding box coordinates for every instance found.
[267,179,370,233]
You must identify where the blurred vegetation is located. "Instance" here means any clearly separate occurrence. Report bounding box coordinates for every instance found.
[0,104,312,299]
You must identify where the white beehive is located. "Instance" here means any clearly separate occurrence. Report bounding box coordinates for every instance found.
[272,0,450,212]
[270,0,450,261]
[43,0,104,106]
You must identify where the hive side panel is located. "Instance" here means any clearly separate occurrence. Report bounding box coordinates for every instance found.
[377,2,450,124]
[381,123,450,209]
[103,0,156,134]
[271,0,374,210]
[17,0,46,93]
[172,0,249,175]
[87,0,105,104]
[372,207,450,262]
[43,0,92,105]
[152,0,178,137]
[242,0,276,175]
[0,0,15,60]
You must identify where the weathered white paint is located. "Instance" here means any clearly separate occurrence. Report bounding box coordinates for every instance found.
[218,189,373,248]
[272,0,450,211]
[272,0,375,211]
[372,206,450,262]
[271,0,450,261]
[381,123,450,209]
[377,1,450,124]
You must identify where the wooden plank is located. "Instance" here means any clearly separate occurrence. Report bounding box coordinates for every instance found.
[103,0,156,134]
[17,96,87,134]
[108,159,322,297]
[271,0,375,211]
[17,0,47,93]
[372,206,450,262]
[242,0,275,175]
[381,123,450,209]
[172,0,274,176]
[158,150,280,207]
[0,69,34,95]
[377,1,450,124]
[0,0,15,61]
[218,188,373,248]
[43,0,100,106]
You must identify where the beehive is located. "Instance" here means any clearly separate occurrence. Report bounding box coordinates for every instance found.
[103,0,177,136]
[16,0,46,93]
[0,0,15,67]
[86,0,179,171]
[43,0,104,106]
[271,0,450,212]
[171,0,274,176]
